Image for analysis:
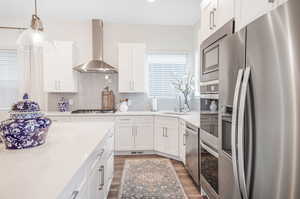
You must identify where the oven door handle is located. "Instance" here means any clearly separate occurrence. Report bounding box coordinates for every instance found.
[237,67,251,199]
[200,141,219,158]
[231,69,244,195]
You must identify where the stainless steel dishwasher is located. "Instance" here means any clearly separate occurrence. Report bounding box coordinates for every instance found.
[185,122,199,186]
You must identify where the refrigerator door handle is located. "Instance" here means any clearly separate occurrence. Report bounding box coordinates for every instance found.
[237,67,251,199]
[231,69,244,195]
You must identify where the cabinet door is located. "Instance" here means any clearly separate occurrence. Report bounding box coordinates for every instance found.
[104,154,114,198]
[164,126,179,157]
[155,126,166,153]
[55,41,77,92]
[179,120,186,164]
[88,163,104,199]
[43,43,60,92]
[236,0,273,30]
[43,41,77,93]
[216,0,234,28]
[131,44,146,93]
[200,0,214,43]
[76,180,88,199]
[135,125,154,151]
[115,125,134,151]
[118,44,133,92]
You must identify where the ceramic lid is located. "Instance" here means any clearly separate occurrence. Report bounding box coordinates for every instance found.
[11,93,41,113]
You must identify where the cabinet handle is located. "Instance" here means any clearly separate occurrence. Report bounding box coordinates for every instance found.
[212,8,216,28]
[135,126,137,136]
[70,191,79,199]
[268,0,275,2]
[165,128,168,137]
[162,127,165,137]
[98,165,105,190]
[183,133,186,146]
[209,11,213,30]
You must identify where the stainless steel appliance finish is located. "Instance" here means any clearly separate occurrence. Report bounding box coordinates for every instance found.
[185,122,199,186]
[219,1,300,199]
[73,19,118,73]
[200,20,234,82]
[200,140,219,199]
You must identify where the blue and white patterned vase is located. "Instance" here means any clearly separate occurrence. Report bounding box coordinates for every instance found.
[57,97,69,112]
[0,94,52,150]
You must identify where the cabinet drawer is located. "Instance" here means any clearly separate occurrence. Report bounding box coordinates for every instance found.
[117,116,133,125]
[134,116,154,125]
[156,116,178,126]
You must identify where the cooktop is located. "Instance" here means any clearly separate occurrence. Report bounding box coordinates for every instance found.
[71,109,116,114]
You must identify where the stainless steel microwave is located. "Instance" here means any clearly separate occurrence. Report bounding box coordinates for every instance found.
[200,20,235,82]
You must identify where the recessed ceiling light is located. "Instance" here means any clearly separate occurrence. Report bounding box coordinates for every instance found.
[147,0,156,3]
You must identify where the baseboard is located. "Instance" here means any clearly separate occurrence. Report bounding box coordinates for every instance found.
[114,150,183,162]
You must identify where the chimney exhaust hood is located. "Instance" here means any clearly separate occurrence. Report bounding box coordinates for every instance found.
[73,19,118,73]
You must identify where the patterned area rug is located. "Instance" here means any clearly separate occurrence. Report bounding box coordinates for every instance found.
[119,159,187,199]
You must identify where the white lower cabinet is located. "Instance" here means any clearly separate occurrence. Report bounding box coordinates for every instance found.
[155,117,179,157]
[59,129,114,199]
[115,116,154,151]
[179,119,186,164]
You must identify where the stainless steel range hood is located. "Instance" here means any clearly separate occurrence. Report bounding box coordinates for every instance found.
[73,19,117,73]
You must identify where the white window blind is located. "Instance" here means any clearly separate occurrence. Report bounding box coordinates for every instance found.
[148,53,187,97]
[0,49,19,109]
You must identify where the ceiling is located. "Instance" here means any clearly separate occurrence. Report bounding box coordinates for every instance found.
[0,0,201,26]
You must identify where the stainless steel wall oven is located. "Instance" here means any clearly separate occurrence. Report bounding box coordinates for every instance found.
[200,140,219,199]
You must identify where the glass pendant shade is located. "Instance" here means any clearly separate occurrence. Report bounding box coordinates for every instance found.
[17,14,48,47]
[16,28,46,47]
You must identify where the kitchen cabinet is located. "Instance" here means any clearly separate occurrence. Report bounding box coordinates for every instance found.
[115,116,154,151]
[43,41,78,93]
[155,117,179,157]
[179,119,186,164]
[59,129,114,199]
[116,125,135,151]
[235,0,280,31]
[118,43,147,93]
[200,0,234,43]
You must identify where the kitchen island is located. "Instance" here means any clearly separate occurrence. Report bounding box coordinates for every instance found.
[0,121,114,199]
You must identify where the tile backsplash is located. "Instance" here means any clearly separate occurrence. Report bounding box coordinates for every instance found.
[47,73,200,112]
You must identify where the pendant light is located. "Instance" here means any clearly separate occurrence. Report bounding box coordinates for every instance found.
[17,0,48,47]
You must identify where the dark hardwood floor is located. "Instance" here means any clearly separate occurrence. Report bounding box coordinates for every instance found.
[107,155,202,199]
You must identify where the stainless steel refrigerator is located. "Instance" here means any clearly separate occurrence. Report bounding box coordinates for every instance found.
[219,0,300,199]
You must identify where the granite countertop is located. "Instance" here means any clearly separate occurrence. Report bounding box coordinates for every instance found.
[46,111,200,128]
[0,121,114,199]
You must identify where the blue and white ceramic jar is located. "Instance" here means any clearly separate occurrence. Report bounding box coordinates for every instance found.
[0,94,52,150]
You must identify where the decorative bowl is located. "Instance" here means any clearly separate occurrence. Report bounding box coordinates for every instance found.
[0,94,52,150]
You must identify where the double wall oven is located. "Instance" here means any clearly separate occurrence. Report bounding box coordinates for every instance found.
[199,20,234,199]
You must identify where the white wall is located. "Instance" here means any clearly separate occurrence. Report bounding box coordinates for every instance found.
[0,18,195,111]
[0,18,194,66]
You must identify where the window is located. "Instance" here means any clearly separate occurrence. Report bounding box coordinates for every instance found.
[148,53,187,97]
[0,49,19,109]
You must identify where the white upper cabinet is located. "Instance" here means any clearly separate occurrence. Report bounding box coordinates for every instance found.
[43,41,78,93]
[200,0,234,43]
[235,0,288,31]
[118,43,147,93]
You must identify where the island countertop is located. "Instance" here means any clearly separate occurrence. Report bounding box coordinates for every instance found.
[0,121,114,199]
